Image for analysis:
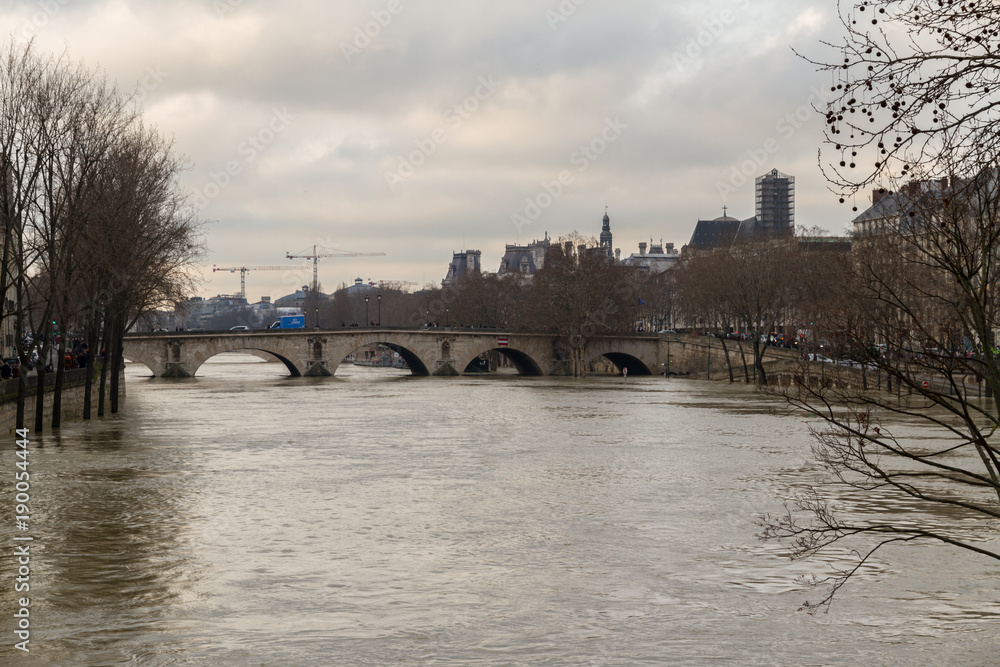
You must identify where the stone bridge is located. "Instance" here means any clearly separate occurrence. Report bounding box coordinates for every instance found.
[122,328,668,378]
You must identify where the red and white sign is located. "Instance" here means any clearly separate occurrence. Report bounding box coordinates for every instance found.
[497,337,509,347]
[922,380,929,389]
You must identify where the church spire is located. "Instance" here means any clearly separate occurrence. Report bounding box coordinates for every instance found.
[600,208,613,258]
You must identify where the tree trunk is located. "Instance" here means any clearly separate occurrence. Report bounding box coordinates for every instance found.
[719,335,734,383]
[51,332,66,428]
[571,342,587,378]
[83,305,99,420]
[753,338,768,386]
[34,347,45,433]
[737,340,751,383]
[15,371,26,431]
[98,311,112,417]
[110,312,125,414]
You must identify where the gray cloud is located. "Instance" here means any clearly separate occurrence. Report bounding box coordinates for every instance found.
[6,0,848,299]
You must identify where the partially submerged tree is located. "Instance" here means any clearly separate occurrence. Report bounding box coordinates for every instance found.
[761,1,1000,610]
[0,41,202,427]
[674,238,797,384]
[762,167,1000,611]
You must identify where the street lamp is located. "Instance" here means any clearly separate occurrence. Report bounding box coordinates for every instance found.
[377,292,382,326]
[446,307,450,327]
[314,307,319,329]
[365,295,370,326]
[426,310,430,327]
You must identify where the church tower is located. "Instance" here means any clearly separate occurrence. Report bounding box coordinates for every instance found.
[600,209,613,258]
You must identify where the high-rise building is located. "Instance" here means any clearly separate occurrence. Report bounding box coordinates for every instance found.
[755,169,795,237]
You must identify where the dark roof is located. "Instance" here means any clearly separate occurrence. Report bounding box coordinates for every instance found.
[499,249,540,274]
[853,192,909,224]
[688,219,741,249]
[736,216,758,240]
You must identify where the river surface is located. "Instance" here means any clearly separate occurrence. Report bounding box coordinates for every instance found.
[1,354,998,665]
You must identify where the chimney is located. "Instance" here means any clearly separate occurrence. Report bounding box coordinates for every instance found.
[578,244,587,257]
[564,241,573,256]
[615,248,621,261]
[639,242,647,256]
[906,181,920,196]
[666,243,675,253]
[872,188,887,205]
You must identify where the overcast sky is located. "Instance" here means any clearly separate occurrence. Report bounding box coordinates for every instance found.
[5,0,850,300]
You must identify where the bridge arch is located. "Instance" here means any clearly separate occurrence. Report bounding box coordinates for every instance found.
[193,348,302,377]
[327,335,433,377]
[458,347,544,376]
[584,338,658,376]
[594,352,653,376]
[122,356,156,377]
[123,335,316,377]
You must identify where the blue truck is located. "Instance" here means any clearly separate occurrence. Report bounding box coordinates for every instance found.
[270,315,305,329]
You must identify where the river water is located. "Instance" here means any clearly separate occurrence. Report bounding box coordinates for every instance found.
[1,354,998,665]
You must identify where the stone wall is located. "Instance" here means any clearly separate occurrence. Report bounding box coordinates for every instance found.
[0,367,124,433]
[660,335,801,381]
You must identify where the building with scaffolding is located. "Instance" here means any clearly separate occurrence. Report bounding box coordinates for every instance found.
[754,168,795,237]
[686,169,795,251]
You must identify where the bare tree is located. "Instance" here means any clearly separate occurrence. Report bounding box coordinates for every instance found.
[89,123,202,409]
[673,249,744,381]
[811,1,1000,201]
[0,42,51,429]
[762,169,1000,611]
[529,241,636,377]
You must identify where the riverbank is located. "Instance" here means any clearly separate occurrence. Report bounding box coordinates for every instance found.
[0,366,125,433]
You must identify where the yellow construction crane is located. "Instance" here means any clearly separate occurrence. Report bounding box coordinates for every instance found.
[285,246,387,292]
[212,265,311,300]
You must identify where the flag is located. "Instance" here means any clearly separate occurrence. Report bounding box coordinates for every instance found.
[638,298,646,305]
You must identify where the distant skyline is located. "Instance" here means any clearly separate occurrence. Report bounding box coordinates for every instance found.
[6,0,849,300]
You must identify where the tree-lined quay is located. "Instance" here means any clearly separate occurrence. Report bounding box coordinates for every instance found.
[0,42,203,432]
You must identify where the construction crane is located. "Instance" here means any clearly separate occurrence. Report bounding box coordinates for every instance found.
[285,246,387,292]
[212,265,311,301]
